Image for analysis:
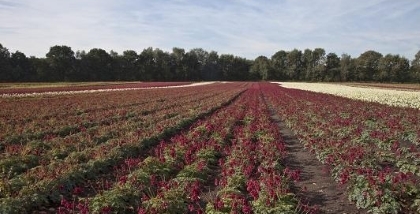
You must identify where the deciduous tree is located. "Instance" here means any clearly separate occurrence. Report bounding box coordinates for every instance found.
[46,45,76,81]
[355,50,382,81]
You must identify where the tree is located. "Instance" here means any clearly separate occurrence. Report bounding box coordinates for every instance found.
[46,45,76,81]
[0,43,12,82]
[184,51,201,81]
[355,50,382,81]
[219,54,235,80]
[108,50,125,81]
[250,56,271,80]
[271,50,288,80]
[137,47,156,81]
[10,51,35,81]
[312,48,327,81]
[2,44,417,83]
[302,49,313,81]
[393,56,410,82]
[153,48,171,81]
[73,50,89,81]
[30,57,51,81]
[377,54,410,82]
[410,50,420,82]
[340,54,355,81]
[325,53,341,81]
[80,48,114,81]
[233,57,251,81]
[120,50,140,80]
[286,49,303,80]
[170,47,186,81]
[219,54,250,80]
[202,51,220,80]
[189,48,209,80]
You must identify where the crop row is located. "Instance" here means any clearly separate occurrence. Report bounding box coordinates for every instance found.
[0,82,190,96]
[18,83,312,213]
[0,88,226,181]
[277,82,420,109]
[262,82,420,213]
[0,84,216,140]
[0,83,248,213]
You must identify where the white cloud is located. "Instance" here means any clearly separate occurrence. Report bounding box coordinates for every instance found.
[0,0,419,59]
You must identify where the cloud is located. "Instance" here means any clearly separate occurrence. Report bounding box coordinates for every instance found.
[0,0,419,59]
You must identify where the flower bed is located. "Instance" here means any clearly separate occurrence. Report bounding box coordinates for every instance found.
[264,82,420,213]
[0,83,247,213]
[276,82,420,109]
[0,82,192,96]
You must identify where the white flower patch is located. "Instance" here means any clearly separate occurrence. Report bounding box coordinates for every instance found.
[0,82,216,98]
[273,82,420,109]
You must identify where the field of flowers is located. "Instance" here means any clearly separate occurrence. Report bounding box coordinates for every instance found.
[1,81,419,213]
[0,82,192,97]
[263,83,420,213]
[277,82,420,109]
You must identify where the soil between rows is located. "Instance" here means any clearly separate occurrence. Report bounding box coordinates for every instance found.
[270,113,367,214]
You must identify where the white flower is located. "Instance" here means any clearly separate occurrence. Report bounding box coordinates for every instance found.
[272,82,420,109]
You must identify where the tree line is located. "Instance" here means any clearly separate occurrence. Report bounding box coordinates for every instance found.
[1,43,420,82]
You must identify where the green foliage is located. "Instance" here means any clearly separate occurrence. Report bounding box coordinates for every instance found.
[141,157,174,176]
[89,185,140,214]
[175,162,210,182]
[1,42,419,82]
[251,193,297,214]
[142,187,188,214]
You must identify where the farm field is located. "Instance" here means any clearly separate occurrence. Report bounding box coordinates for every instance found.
[0,82,419,213]
[342,82,420,91]
[278,82,420,109]
[0,82,192,96]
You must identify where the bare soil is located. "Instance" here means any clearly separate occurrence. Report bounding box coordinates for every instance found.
[271,114,367,214]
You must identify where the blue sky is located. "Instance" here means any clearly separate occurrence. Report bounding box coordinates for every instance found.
[1,0,419,59]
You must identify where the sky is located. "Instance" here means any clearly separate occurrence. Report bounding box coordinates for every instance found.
[1,0,419,60]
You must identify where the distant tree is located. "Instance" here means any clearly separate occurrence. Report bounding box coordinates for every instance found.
[233,57,252,81]
[271,50,288,80]
[219,54,235,80]
[340,54,355,81]
[81,48,114,81]
[108,50,125,81]
[189,48,209,80]
[10,51,35,81]
[202,51,220,80]
[312,48,327,81]
[184,51,201,80]
[138,47,155,81]
[302,49,313,81]
[250,56,271,80]
[73,50,89,81]
[378,54,410,82]
[355,50,382,81]
[119,50,140,80]
[30,57,51,81]
[153,48,171,81]
[410,50,420,82]
[46,45,76,81]
[219,54,250,81]
[170,47,186,81]
[393,56,410,82]
[301,48,326,81]
[286,49,303,80]
[3,44,418,83]
[0,44,12,82]
[325,53,341,81]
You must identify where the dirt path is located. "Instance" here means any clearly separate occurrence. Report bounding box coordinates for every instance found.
[270,114,366,214]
